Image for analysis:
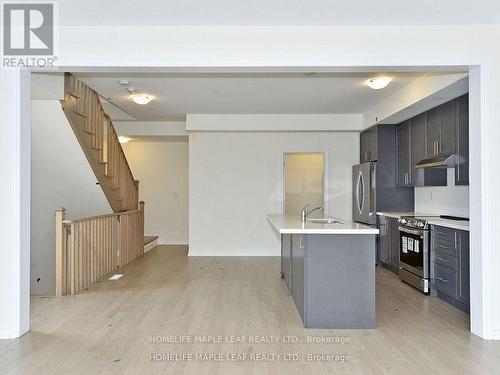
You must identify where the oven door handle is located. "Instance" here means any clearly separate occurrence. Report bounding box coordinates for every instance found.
[398,226,424,236]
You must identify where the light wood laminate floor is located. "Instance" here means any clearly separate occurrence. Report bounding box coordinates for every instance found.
[1,245,499,374]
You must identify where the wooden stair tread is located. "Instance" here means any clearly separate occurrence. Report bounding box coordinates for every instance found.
[74,109,87,118]
[144,236,159,246]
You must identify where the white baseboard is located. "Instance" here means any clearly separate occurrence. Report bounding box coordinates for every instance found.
[0,327,11,339]
[490,328,500,340]
[188,249,280,257]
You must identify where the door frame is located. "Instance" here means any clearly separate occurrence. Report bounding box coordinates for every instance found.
[281,151,328,217]
[1,62,492,340]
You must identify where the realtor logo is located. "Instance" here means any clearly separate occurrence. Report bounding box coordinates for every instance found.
[2,2,57,68]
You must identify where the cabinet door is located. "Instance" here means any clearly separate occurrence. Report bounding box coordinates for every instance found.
[396,122,411,186]
[360,130,370,163]
[426,107,441,156]
[410,114,426,186]
[369,127,378,161]
[389,218,400,268]
[377,216,390,264]
[455,94,469,185]
[457,231,470,305]
[440,100,456,155]
[291,234,305,322]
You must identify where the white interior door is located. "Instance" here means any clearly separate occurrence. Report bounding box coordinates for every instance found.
[284,153,325,216]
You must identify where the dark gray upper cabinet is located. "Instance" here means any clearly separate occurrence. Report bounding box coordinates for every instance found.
[360,127,378,163]
[440,100,456,155]
[455,94,469,185]
[411,115,426,185]
[426,107,442,157]
[360,130,370,163]
[395,94,468,187]
[426,100,457,157]
[410,114,447,187]
[396,121,412,187]
[368,127,378,161]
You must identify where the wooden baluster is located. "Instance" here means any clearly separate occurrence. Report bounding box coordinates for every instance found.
[70,222,76,295]
[55,208,66,297]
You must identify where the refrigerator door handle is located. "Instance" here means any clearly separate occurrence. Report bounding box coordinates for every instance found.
[356,170,365,215]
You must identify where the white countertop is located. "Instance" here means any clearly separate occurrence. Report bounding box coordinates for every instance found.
[427,218,469,231]
[377,212,469,231]
[267,214,379,235]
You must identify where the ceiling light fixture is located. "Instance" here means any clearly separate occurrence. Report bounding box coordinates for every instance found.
[130,94,153,105]
[118,79,154,105]
[118,136,131,144]
[365,77,392,90]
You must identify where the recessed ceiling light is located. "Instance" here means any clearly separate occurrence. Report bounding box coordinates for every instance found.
[130,94,153,105]
[365,77,392,90]
[118,136,131,144]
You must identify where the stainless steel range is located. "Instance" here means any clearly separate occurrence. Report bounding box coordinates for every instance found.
[397,216,436,294]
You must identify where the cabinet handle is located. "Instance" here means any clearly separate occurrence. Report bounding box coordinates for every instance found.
[437,277,449,283]
[437,257,448,262]
[454,232,457,249]
[437,244,448,249]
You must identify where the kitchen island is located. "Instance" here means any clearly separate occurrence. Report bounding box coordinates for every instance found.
[267,214,379,329]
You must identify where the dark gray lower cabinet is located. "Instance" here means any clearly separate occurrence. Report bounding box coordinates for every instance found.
[431,225,470,313]
[377,216,400,273]
[282,234,376,328]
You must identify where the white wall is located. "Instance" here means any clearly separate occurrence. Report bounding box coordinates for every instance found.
[415,169,470,217]
[31,101,110,295]
[189,129,358,256]
[187,114,362,131]
[122,141,189,244]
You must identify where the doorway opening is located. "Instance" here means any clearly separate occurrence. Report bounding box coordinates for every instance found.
[283,152,326,217]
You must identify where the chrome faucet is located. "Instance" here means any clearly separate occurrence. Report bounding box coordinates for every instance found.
[300,204,324,223]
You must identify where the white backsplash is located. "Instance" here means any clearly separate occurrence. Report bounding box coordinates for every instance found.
[414,168,469,217]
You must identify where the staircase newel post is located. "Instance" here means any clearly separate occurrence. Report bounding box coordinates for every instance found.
[135,180,140,210]
[139,201,145,254]
[55,208,66,297]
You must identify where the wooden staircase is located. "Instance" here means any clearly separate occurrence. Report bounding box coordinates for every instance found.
[61,74,138,212]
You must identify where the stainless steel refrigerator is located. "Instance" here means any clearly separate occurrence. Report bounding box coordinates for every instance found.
[352,160,414,225]
[352,162,376,225]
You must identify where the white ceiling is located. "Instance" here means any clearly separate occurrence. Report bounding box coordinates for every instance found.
[59,0,500,26]
[75,72,430,121]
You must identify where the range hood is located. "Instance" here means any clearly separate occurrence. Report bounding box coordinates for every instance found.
[415,153,456,169]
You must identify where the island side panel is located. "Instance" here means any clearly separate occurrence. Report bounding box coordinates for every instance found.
[281,234,292,294]
[304,234,376,329]
[291,234,306,323]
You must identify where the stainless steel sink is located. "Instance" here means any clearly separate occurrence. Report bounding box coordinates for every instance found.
[306,218,342,224]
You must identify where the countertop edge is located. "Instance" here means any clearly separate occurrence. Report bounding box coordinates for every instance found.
[266,214,379,235]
